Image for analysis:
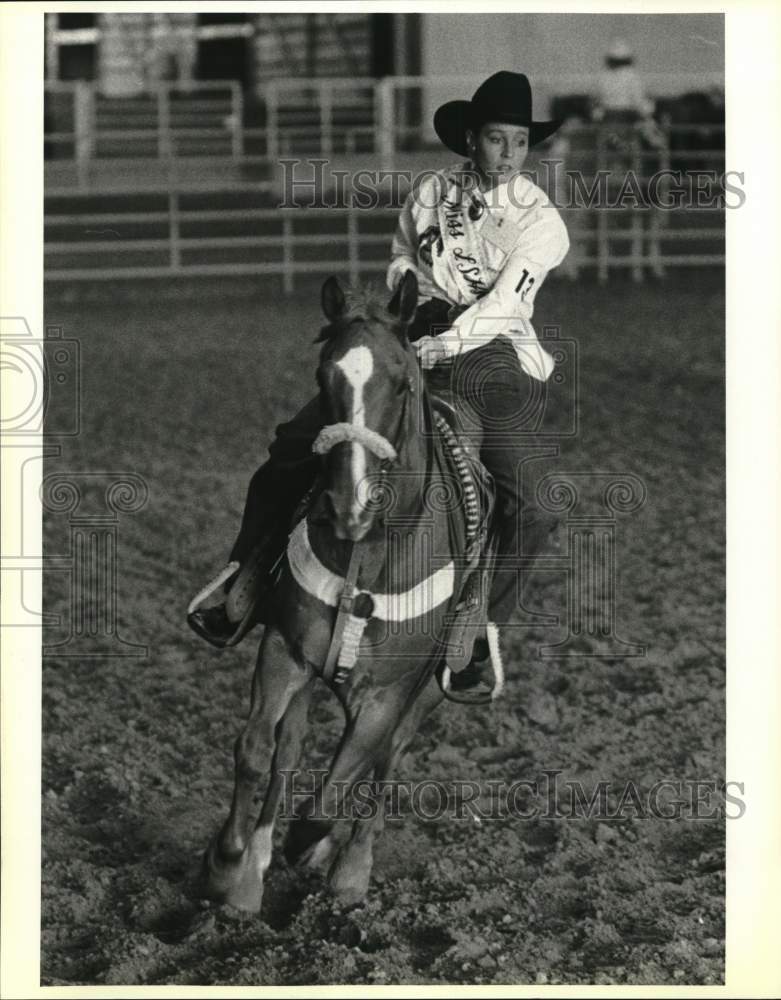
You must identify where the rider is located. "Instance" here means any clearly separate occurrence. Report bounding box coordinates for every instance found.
[188,71,569,699]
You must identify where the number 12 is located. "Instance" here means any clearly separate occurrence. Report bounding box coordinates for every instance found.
[514,268,536,300]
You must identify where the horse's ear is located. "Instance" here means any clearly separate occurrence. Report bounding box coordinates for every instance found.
[321,276,346,322]
[388,269,418,327]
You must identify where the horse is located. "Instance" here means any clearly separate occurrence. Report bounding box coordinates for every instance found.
[201,270,490,912]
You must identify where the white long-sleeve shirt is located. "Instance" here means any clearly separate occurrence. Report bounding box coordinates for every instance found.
[386,163,570,381]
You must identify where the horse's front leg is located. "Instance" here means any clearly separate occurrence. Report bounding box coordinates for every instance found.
[328,673,444,905]
[282,683,409,880]
[203,627,311,911]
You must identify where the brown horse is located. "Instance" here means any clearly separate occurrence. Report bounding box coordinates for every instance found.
[202,271,484,911]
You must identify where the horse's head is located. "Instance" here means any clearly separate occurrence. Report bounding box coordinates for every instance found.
[313,271,420,542]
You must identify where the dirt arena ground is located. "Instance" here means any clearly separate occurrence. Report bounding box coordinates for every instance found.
[41,272,725,986]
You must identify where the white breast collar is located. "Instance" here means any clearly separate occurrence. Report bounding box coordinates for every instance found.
[286,519,455,622]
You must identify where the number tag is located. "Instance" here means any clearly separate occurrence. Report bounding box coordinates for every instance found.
[514,268,536,300]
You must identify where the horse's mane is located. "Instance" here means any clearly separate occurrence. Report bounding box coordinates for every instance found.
[344,283,394,324]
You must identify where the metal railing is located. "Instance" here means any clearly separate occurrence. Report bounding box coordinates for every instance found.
[263,77,377,160]
[46,191,396,290]
[44,179,724,289]
[45,75,725,185]
[45,80,244,188]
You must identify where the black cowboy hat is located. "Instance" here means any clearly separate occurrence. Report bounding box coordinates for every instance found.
[433,71,562,155]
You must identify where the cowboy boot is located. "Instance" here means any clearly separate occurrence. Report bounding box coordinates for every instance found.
[187,472,322,648]
[187,530,287,648]
[186,553,271,649]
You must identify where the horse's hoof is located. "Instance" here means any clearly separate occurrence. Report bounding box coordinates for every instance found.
[200,838,240,902]
[225,874,264,914]
[200,839,262,912]
[328,854,371,906]
[330,874,370,908]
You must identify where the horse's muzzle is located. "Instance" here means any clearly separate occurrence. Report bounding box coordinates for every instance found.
[325,491,373,542]
[333,514,373,542]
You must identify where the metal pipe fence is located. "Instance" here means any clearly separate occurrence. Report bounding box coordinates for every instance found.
[45,80,244,188]
[45,77,725,184]
[45,182,724,288]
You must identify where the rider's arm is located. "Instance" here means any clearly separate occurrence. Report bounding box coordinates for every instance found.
[431,206,570,358]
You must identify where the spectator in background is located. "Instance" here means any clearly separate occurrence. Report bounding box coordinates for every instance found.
[150,13,197,90]
[593,38,665,153]
[593,38,653,123]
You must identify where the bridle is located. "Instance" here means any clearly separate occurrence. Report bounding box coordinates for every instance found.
[312,350,439,688]
[311,366,422,496]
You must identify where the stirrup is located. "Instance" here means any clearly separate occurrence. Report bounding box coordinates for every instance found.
[186,560,262,649]
[441,624,504,705]
[187,562,240,618]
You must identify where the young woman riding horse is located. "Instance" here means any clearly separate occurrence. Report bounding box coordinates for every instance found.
[189,71,570,700]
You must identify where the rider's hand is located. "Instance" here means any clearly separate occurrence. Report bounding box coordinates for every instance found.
[415,335,456,370]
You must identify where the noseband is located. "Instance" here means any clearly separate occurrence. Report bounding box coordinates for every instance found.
[311,370,416,468]
[312,423,397,462]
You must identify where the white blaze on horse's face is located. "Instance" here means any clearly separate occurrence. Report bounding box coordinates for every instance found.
[335,345,375,524]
